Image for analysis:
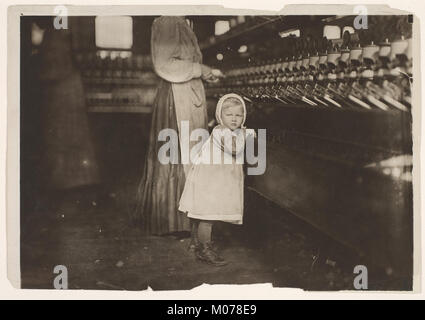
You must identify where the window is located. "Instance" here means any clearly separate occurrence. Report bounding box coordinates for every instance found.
[323,25,341,40]
[31,22,45,46]
[95,16,133,49]
[215,20,230,36]
[279,29,300,38]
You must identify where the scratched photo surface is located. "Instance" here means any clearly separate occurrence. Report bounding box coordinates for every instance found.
[18,11,414,291]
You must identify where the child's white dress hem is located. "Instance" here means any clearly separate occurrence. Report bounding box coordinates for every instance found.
[181,212,243,225]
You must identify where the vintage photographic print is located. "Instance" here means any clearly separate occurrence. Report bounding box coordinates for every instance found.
[7,4,419,293]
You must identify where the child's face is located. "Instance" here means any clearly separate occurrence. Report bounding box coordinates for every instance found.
[221,103,244,130]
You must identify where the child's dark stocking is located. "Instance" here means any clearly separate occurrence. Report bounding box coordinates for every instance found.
[198,221,213,243]
[188,218,200,251]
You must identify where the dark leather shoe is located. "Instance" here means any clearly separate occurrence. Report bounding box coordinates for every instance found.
[196,243,228,267]
[209,241,219,252]
[187,239,200,252]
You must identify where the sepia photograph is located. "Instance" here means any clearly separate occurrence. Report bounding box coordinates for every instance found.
[7,4,418,294]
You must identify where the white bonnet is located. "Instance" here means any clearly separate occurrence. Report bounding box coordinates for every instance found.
[215,93,247,128]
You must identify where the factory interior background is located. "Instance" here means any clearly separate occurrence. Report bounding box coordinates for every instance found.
[19,14,413,291]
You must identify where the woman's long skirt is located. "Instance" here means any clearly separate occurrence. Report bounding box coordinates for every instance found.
[134,80,190,235]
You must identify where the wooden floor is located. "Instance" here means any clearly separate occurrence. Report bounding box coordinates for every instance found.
[20,184,410,291]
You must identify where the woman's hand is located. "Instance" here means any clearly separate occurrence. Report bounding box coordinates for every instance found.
[201,65,225,82]
[211,69,225,78]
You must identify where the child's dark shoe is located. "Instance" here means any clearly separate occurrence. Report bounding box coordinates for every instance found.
[187,239,200,252]
[196,243,228,267]
[209,241,219,252]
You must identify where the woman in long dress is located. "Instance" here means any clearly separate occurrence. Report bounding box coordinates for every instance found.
[134,16,221,238]
[38,21,100,190]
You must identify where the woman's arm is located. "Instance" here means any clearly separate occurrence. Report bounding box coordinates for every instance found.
[151,17,203,83]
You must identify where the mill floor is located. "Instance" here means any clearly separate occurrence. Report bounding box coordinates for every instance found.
[20,183,409,292]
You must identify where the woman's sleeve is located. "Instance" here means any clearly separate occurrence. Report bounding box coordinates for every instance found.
[151,17,202,83]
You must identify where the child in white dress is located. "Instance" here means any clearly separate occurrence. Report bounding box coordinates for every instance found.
[179,93,254,266]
